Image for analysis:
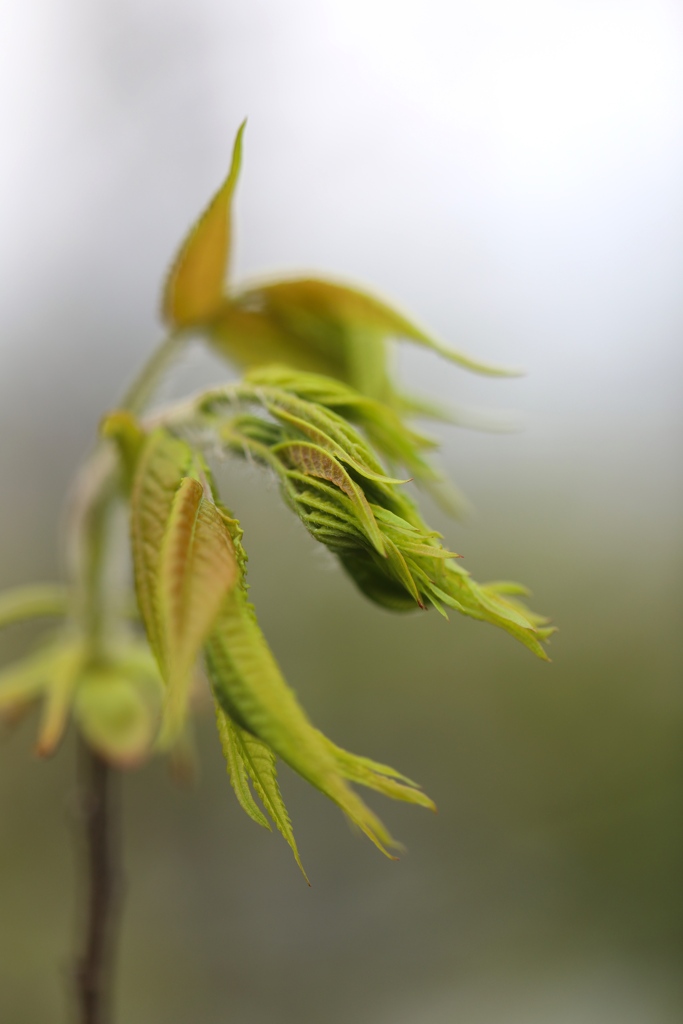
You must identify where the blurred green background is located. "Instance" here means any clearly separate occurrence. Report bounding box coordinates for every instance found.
[1,2,682,1022]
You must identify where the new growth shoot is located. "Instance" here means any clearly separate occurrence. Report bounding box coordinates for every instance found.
[0,122,553,883]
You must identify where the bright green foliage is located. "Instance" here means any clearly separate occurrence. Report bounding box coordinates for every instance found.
[0,122,553,878]
[203,507,434,867]
[238,364,464,511]
[129,428,196,672]
[156,477,238,741]
[216,704,308,882]
[199,374,553,659]
[128,428,239,744]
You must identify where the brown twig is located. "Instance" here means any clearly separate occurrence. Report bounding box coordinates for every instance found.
[75,739,121,1024]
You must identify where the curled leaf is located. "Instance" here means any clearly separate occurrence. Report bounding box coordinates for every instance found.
[207,373,551,657]
[274,441,386,555]
[74,662,162,768]
[238,366,462,511]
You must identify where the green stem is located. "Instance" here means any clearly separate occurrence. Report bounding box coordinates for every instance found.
[0,585,69,629]
[68,332,186,645]
[118,331,186,415]
[70,330,185,1024]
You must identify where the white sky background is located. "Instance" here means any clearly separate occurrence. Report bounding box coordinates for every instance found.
[0,0,682,501]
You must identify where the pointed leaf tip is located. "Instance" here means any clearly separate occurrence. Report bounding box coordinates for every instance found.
[216,705,309,882]
[227,119,247,190]
[161,121,247,328]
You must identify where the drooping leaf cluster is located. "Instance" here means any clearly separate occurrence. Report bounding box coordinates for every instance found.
[108,416,438,870]
[0,123,553,877]
[194,368,553,658]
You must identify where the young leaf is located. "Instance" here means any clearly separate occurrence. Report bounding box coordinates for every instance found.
[35,643,84,757]
[157,477,238,741]
[203,512,438,859]
[210,303,346,379]
[216,704,270,829]
[337,551,419,612]
[233,277,520,382]
[130,428,195,671]
[210,383,552,656]
[216,704,309,881]
[75,664,162,768]
[206,586,400,858]
[162,121,246,328]
[274,441,386,555]
[239,366,455,504]
[320,734,436,811]
[263,396,408,486]
[0,642,77,718]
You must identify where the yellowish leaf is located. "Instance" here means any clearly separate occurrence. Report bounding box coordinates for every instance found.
[235,277,520,380]
[157,477,238,741]
[35,643,83,757]
[161,120,246,328]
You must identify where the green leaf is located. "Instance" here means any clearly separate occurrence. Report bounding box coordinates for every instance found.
[157,477,238,741]
[432,564,554,660]
[216,703,270,829]
[206,583,403,858]
[0,585,68,630]
[337,551,418,612]
[130,428,195,672]
[0,643,73,717]
[263,394,408,487]
[216,704,309,882]
[130,429,240,742]
[274,441,386,555]
[34,642,84,757]
[74,663,161,768]
[210,303,346,379]
[234,277,521,382]
[320,734,436,811]
[382,536,424,608]
[241,366,451,500]
[161,121,246,328]
[206,372,552,657]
